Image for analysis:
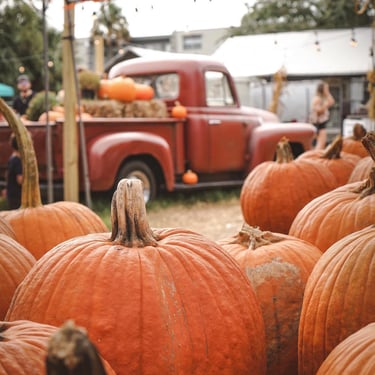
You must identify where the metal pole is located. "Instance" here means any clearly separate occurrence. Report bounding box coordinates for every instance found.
[42,0,54,203]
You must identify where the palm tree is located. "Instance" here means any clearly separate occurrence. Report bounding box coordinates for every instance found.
[92,1,130,60]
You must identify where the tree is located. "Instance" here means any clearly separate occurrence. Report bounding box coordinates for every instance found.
[230,0,373,37]
[91,0,130,60]
[0,0,62,92]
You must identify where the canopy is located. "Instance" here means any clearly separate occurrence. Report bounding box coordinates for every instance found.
[0,83,14,98]
[212,27,373,78]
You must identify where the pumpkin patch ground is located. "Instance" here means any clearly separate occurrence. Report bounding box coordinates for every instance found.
[146,193,244,241]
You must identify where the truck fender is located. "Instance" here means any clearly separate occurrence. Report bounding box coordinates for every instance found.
[248,122,316,171]
[87,132,175,191]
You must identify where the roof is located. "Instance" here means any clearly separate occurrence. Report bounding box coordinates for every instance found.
[212,27,374,78]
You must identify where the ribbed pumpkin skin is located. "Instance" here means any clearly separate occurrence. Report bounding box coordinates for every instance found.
[6,229,266,375]
[297,149,360,186]
[289,181,375,252]
[316,323,375,375]
[219,228,321,375]
[342,138,368,158]
[5,201,108,259]
[0,320,116,375]
[298,226,375,375]
[348,156,374,183]
[0,217,15,239]
[0,320,57,375]
[0,234,35,319]
[240,159,337,234]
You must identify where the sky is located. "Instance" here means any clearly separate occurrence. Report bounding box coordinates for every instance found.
[45,0,251,38]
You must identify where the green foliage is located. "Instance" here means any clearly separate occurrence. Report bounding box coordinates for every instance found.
[26,91,58,121]
[92,2,130,59]
[78,69,101,91]
[229,0,373,36]
[0,0,62,93]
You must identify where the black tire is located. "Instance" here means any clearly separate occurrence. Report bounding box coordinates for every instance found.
[116,160,157,203]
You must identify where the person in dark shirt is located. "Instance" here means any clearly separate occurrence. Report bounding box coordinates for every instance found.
[12,74,35,117]
[2,133,23,209]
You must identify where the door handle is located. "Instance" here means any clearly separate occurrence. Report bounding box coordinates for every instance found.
[208,119,222,125]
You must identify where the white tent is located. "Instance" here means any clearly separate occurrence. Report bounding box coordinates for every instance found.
[212,27,374,78]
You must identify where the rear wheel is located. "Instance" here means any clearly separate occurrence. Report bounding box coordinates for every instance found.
[116,161,157,203]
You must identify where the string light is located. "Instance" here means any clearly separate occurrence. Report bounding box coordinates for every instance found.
[350,29,358,47]
[314,31,321,52]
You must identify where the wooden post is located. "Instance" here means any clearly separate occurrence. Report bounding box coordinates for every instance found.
[94,35,104,76]
[62,4,79,202]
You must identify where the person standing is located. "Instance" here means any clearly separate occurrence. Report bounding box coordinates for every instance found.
[2,133,23,209]
[310,81,335,149]
[12,74,35,118]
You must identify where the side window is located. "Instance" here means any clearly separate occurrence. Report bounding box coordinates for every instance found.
[155,74,179,99]
[132,73,179,100]
[205,71,235,107]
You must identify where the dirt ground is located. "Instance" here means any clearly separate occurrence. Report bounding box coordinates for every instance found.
[146,196,244,242]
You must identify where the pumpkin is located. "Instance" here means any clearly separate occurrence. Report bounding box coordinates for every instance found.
[342,122,368,158]
[218,224,322,375]
[171,101,187,118]
[0,320,115,375]
[182,169,198,184]
[348,155,374,183]
[298,225,375,375]
[46,320,116,375]
[240,137,337,234]
[0,234,35,319]
[297,135,360,186]
[107,76,136,102]
[289,131,375,252]
[316,322,375,375]
[38,110,64,122]
[0,98,108,260]
[6,179,267,375]
[0,216,15,238]
[134,83,155,100]
[0,320,57,374]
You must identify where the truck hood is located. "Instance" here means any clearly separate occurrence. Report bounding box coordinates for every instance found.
[240,106,280,123]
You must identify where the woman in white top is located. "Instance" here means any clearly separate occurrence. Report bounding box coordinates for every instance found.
[310,81,335,150]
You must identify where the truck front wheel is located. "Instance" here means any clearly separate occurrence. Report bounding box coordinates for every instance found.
[116,161,157,203]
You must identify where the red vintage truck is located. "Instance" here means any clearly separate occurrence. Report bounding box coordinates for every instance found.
[0,54,315,202]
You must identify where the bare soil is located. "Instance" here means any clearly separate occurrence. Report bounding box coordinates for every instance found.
[147,196,244,242]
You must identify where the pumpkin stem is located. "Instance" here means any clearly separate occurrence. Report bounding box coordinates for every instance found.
[321,135,342,159]
[352,123,367,140]
[46,320,108,375]
[362,131,375,161]
[275,137,294,163]
[0,98,42,208]
[110,179,158,247]
[230,223,284,250]
[352,166,375,198]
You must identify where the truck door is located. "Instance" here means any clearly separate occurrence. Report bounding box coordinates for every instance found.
[205,71,247,172]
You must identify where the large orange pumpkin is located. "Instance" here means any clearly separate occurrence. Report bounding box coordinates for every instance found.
[297,135,360,186]
[298,225,375,375]
[0,98,108,260]
[218,224,322,375]
[0,234,35,319]
[240,137,337,234]
[6,179,266,375]
[316,322,375,375]
[289,132,375,252]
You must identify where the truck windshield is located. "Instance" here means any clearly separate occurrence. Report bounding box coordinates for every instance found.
[205,71,234,107]
[133,74,179,100]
